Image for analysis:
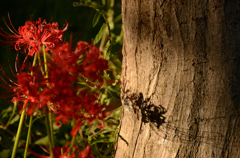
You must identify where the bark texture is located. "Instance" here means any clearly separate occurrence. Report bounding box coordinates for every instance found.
[115,0,240,158]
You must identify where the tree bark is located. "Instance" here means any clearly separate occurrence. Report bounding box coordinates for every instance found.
[115,0,240,157]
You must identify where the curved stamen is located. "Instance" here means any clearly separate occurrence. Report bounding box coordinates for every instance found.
[7,13,19,34]
[0,65,18,86]
[3,17,18,36]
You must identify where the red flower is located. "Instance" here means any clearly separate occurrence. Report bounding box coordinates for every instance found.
[0,63,51,115]
[75,41,108,84]
[13,68,50,115]
[0,64,41,115]
[79,145,93,158]
[45,42,109,134]
[1,39,110,134]
[0,15,68,56]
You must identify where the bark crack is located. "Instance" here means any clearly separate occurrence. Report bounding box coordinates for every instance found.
[132,121,143,158]
[147,62,162,98]
[135,47,138,92]
[119,134,129,146]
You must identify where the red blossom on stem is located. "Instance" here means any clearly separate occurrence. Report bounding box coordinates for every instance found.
[1,40,110,132]
[0,15,68,56]
[46,41,109,135]
[75,41,108,84]
[4,67,50,115]
[1,40,110,133]
[0,63,46,115]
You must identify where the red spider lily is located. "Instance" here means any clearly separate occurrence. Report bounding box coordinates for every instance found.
[79,145,93,158]
[43,41,109,135]
[0,62,50,115]
[0,14,68,56]
[1,41,109,123]
[51,42,80,74]
[1,38,110,135]
[13,72,40,115]
[0,13,117,158]
[45,65,107,136]
[10,70,49,115]
[75,41,108,84]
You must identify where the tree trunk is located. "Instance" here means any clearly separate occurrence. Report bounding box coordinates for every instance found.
[115,0,240,157]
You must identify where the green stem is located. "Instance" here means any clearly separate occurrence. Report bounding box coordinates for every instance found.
[73,2,112,51]
[99,28,109,52]
[37,53,44,75]
[68,135,76,155]
[11,103,26,158]
[23,52,38,157]
[24,115,32,158]
[5,100,17,128]
[48,109,54,146]
[45,107,54,158]
[42,45,48,78]
[42,45,54,157]
[31,53,38,75]
[0,120,15,137]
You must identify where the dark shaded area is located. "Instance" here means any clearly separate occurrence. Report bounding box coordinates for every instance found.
[133,93,167,128]
[224,0,240,113]
[128,94,240,150]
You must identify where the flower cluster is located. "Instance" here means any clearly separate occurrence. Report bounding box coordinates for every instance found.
[0,16,113,158]
[10,41,109,136]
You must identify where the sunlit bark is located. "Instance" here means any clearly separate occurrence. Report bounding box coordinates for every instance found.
[115,0,240,157]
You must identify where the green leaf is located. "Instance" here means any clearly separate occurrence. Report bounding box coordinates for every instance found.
[92,12,101,27]
[34,136,49,145]
[100,94,107,105]
[94,23,107,45]
[103,40,111,59]
[1,106,12,118]
[8,114,19,125]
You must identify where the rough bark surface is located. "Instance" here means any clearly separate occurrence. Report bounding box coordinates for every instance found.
[115,0,240,158]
